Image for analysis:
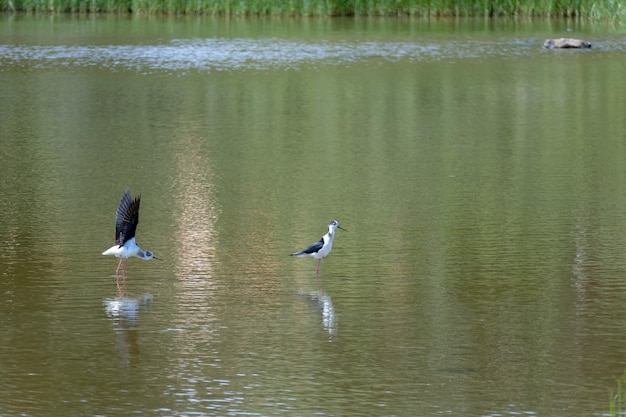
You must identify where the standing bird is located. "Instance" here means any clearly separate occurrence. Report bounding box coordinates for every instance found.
[102,189,160,287]
[291,220,346,284]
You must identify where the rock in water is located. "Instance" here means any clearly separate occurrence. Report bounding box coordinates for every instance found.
[543,38,592,49]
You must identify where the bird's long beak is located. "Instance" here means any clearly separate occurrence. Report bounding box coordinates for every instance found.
[338,226,347,232]
[154,256,164,261]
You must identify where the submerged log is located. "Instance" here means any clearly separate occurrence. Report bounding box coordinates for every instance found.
[543,38,592,49]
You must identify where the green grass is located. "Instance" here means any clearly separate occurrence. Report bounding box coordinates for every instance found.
[610,373,626,417]
[1,0,626,20]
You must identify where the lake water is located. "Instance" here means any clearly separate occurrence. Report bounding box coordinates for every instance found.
[2,14,626,417]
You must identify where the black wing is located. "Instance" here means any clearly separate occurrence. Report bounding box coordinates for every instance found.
[114,189,141,246]
[291,237,324,256]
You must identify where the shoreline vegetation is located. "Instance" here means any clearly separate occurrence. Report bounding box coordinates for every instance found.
[610,373,626,417]
[1,0,625,22]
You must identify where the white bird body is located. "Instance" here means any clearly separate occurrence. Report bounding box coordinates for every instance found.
[313,233,334,259]
[291,220,346,282]
[102,237,153,260]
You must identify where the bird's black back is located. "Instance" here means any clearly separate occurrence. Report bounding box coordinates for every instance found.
[293,237,324,256]
[115,189,141,246]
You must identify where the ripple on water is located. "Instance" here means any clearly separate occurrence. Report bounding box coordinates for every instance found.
[0,37,588,74]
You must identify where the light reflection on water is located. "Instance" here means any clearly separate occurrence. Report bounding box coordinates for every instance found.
[171,135,218,282]
[2,37,617,73]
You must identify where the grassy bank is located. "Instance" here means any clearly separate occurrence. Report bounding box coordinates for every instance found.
[1,0,625,20]
[610,373,626,417]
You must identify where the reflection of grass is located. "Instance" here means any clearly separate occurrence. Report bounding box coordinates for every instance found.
[609,373,626,417]
[2,0,626,20]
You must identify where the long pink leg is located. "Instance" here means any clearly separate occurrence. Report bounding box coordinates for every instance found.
[115,258,123,276]
[119,259,128,294]
[115,258,124,294]
[315,259,322,290]
[122,259,129,289]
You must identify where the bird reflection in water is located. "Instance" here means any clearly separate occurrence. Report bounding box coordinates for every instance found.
[298,290,337,340]
[103,293,153,368]
[104,293,153,323]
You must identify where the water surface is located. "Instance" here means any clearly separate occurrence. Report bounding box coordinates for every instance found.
[2,15,626,417]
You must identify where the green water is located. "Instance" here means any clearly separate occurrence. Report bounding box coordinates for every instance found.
[2,15,626,417]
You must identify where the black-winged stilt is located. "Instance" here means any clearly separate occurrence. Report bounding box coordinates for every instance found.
[102,189,160,287]
[291,220,346,283]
